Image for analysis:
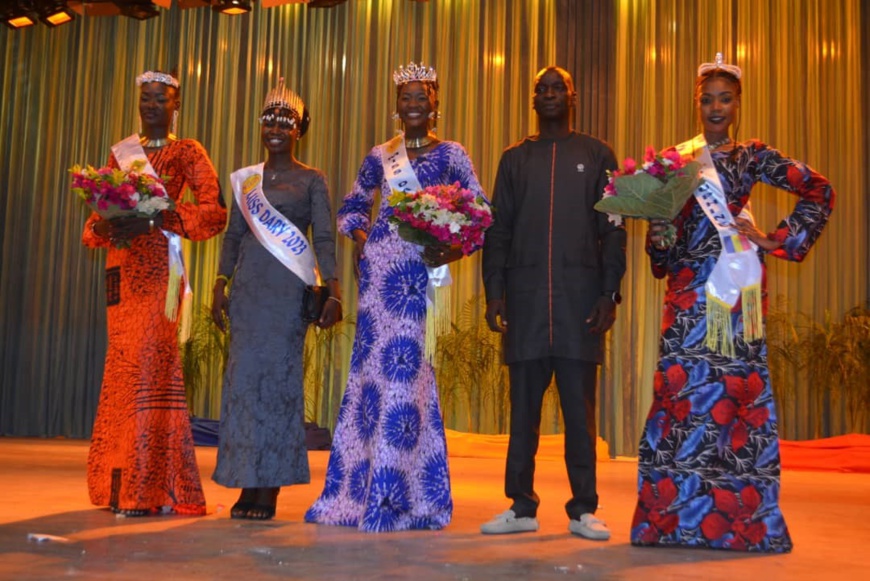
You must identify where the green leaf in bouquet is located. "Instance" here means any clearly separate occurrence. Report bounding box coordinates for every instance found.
[395,221,439,247]
[594,160,702,220]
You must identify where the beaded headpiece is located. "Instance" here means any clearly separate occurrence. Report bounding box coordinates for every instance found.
[260,77,305,125]
[136,71,180,88]
[697,52,742,80]
[392,62,437,86]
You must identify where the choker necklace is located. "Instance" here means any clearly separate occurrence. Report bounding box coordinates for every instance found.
[405,132,436,150]
[706,136,732,150]
[139,134,177,149]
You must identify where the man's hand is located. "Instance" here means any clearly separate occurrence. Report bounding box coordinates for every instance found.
[485,299,508,333]
[586,296,617,334]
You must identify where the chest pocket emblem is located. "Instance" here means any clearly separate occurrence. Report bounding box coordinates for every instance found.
[576,163,585,173]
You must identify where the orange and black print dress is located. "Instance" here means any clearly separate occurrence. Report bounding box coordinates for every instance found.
[82,139,226,515]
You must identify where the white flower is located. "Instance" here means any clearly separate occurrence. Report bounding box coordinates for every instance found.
[136,196,172,215]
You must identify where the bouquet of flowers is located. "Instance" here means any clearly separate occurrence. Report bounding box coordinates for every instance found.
[71,159,173,222]
[594,146,702,247]
[388,182,493,255]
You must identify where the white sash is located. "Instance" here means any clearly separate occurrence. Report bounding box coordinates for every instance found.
[380,134,452,305]
[231,163,318,286]
[111,134,191,321]
[676,135,763,355]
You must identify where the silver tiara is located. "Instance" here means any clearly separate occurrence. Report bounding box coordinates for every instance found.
[262,77,305,119]
[697,52,742,79]
[392,62,437,86]
[136,71,180,88]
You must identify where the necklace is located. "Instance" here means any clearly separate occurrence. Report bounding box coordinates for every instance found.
[139,134,177,149]
[405,132,436,150]
[266,166,293,182]
[706,136,732,150]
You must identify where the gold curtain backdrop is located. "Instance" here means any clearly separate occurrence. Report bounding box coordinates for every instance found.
[0,0,558,436]
[0,0,865,455]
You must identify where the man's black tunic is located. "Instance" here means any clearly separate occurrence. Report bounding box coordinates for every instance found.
[483,131,627,364]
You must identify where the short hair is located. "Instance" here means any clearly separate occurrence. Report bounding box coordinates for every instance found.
[534,66,576,94]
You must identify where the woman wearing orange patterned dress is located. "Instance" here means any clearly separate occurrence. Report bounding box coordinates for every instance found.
[82,70,227,516]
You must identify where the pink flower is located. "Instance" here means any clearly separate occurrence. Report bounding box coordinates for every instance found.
[662,149,681,164]
[644,146,658,163]
[646,163,665,179]
[623,157,637,175]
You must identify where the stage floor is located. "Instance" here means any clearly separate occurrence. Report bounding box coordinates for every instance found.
[0,437,868,580]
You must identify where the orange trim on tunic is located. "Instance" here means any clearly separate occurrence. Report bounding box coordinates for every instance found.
[82,139,226,514]
[548,142,556,347]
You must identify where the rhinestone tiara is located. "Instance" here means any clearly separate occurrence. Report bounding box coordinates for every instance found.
[697,52,742,79]
[262,77,305,118]
[392,62,437,86]
[136,71,180,88]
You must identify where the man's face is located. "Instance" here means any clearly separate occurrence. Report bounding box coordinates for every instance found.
[532,69,575,121]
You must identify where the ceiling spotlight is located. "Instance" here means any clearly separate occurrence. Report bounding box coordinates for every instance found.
[38,1,76,27]
[115,1,161,20]
[213,0,252,15]
[1,2,38,29]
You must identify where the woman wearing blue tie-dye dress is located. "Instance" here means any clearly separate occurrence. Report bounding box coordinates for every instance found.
[305,65,486,532]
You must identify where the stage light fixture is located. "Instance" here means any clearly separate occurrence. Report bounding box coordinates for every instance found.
[1,2,38,29]
[37,1,76,27]
[115,1,161,20]
[307,0,347,7]
[260,1,306,7]
[212,0,252,15]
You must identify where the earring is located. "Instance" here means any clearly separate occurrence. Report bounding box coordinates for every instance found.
[172,110,179,135]
[391,112,400,120]
[427,112,435,119]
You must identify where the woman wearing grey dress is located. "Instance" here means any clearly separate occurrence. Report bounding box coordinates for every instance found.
[211,81,342,520]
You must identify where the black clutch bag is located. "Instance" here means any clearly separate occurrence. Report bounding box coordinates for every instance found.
[302,285,329,324]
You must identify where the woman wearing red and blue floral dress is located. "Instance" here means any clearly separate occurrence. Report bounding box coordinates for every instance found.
[631,55,834,552]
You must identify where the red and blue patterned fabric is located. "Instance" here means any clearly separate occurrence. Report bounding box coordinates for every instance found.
[631,141,834,552]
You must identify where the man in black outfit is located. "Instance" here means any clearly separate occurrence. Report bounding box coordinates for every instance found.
[481,66,626,540]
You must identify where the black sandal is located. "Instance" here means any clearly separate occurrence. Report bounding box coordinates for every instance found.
[112,507,150,517]
[230,488,257,519]
[246,487,280,521]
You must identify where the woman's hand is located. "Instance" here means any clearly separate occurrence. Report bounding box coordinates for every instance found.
[317,297,342,329]
[648,218,674,250]
[212,280,229,332]
[317,278,343,329]
[352,230,367,280]
[422,243,462,267]
[91,218,112,239]
[98,213,163,246]
[733,216,782,251]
